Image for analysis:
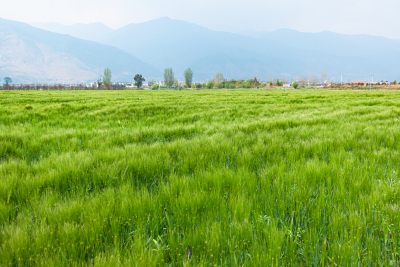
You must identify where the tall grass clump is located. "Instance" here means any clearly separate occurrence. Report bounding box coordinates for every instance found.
[0,89,400,266]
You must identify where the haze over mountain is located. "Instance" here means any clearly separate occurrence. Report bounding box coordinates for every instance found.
[30,22,114,44]
[31,17,400,82]
[0,18,160,83]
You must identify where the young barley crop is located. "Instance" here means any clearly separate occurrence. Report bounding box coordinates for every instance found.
[0,90,399,266]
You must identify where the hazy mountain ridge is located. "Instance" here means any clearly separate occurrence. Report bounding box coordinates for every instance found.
[4,17,400,82]
[0,18,161,83]
[30,22,114,43]
[31,17,399,81]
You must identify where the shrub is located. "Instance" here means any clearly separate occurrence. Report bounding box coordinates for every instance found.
[206,80,214,89]
[196,83,202,89]
[152,84,159,90]
[229,83,236,89]
[218,82,224,89]
[293,82,299,89]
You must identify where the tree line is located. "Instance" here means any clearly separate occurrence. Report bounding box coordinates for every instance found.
[6,67,397,89]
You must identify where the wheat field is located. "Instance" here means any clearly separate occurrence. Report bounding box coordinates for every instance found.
[1,89,399,266]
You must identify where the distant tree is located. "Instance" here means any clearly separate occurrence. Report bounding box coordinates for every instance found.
[184,68,193,88]
[206,80,214,89]
[3,77,12,86]
[152,83,159,90]
[164,67,174,88]
[134,74,145,88]
[269,82,273,86]
[148,79,156,86]
[229,83,236,89]
[96,77,102,87]
[173,78,179,87]
[214,73,224,83]
[293,82,299,89]
[320,70,328,85]
[103,68,112,86]
[394,80,397,85]
[307,72,318,86]
[196,83,202,89]
[218,82,224,89]
[245,79,253,88]
[254,77,260,87]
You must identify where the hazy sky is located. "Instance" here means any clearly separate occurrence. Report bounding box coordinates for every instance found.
[1,0,399,39]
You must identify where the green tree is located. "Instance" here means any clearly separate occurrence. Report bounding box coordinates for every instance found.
[152,83,159,90]
[184,68,193,88]
[103,68,112,86]
[196,83,202,89]
[293,82,299,89]
[3,77,12,86]
[206,80,214,89]
[164,67,174,88]
[134,74,145,88]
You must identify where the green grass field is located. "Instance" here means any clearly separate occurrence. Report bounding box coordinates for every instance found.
[1,90,400,266]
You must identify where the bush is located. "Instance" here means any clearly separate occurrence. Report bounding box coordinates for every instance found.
[260,83,266,88]
[269,82,273,86]
[196,83,202,89]
[244,82,252,88]
[218,82,224,89]
[152,84,159,90]
[229,83,236,89]
[206,80,214,89]
[293,82,299,89]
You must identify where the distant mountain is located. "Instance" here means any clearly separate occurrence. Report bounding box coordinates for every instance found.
[22,18,400,81]
[30,22,114,43]
[0,18,160,83]
[239,28,400,62]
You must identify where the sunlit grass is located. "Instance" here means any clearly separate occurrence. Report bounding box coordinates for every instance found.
[1,89,400,266]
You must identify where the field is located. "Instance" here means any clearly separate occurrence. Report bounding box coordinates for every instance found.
[1,89,400,266]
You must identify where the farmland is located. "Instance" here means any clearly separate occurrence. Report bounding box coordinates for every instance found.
[1,89,400,266]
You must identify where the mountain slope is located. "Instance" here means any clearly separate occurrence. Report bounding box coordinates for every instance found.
[104,18,399,81]
[0,18,161,83]
[30,22,114,43]
[30,18,400,81]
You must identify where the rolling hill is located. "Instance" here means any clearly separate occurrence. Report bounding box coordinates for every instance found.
[0,18,161,84]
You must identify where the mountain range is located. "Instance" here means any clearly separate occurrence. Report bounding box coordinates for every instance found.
[1,17,399,83]
[0,18,160,84]
[30,18,400,82]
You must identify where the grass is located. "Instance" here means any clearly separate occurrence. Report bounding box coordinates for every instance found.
[0,89,400,266]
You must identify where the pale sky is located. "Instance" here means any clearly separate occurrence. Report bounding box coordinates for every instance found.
[1,0,399,39]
